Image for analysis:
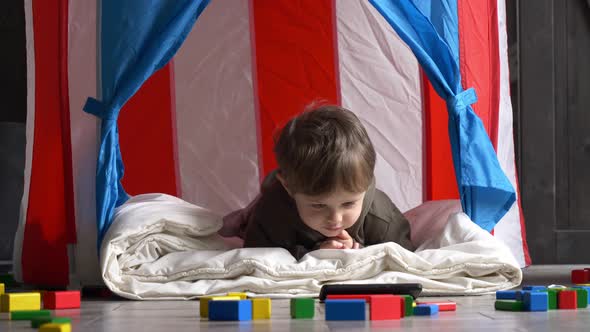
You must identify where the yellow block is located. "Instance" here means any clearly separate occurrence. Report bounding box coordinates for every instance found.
[227,292,248,299]
[0,293,41,312]
[0,284,4,295]
[39,323,71,332]
[199,296,241,318]
[252,298,271,319]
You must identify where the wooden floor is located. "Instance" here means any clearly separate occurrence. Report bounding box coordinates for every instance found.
[2,265,589,331]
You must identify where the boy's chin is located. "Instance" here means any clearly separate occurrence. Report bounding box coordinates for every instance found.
[319,228,343,237]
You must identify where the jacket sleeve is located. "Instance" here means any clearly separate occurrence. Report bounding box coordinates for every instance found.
[364,190,415,252]
[242,218,314,260]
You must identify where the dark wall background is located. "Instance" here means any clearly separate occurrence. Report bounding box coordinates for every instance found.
[511,0,590,263]
[0,0,27,123]
[0,0,26,269]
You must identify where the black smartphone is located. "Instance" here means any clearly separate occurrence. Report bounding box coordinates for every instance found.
[319,283,422,302]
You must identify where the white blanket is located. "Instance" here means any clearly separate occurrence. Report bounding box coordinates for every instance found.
[100,194,522,300]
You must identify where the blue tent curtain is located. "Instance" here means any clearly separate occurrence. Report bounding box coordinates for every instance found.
[370,0,516,231]
[83,0,210,248]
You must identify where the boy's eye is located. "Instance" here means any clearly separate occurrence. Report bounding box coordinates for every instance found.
[342,201,356,208]
[311,204,326,209]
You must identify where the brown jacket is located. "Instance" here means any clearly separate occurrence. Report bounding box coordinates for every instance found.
[242,171,414,259]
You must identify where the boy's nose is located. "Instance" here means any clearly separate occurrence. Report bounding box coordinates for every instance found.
[328,210,343,223]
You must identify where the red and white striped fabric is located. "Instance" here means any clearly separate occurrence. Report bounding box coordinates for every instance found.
[15,0,530,287]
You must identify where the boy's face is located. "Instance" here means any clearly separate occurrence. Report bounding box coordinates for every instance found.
[290,188,366,237]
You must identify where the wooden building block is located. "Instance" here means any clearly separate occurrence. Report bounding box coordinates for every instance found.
[252,298,271,319]
[572,285,590,308]
[547,289,558,309]
[558,290,577,309]
[327,294,373,303]
[515,291,526,301]
[199,295,241,317]
[496,290,517,300]
[208,299,252,321]
[571,269,590,284]
[43,291,81,309]
[290,298,314,319]
[495,300,523,311]
[227,292,248,299]
[0,292,41,312]
[414,304,439,315]
[39,322,71,332]
[416,301,456,311]
[10,309,51,320]
[0,283,4,295]
[572,287,588,308]
[400,295,414,317]
[523,292,548,311]
[370,295,402,320]
[522,285,547,291]
[325,299,366,321]
[32,317,71,328]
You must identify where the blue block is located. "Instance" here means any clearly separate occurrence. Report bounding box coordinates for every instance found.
[414,304,439,316]
[522,285,547,291]
[515,291,526,301]
[209,300,252,321]
[523,292,548,312]
[325,299,365,321]
[496,290,517,300]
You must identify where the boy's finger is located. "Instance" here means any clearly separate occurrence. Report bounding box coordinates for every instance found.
[336,230,351,240]
[321,240,343,249]
[331,240,345,249]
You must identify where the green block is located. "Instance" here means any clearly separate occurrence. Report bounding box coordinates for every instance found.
[31,317,71,328]
[495,300,523,311]
[10,309,51,320]
[400,295,414,317]
[290,298,314,319]
[547,289,558,310]
[574,288,588,308]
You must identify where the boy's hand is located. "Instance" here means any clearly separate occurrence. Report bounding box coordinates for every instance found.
[319,239,345,249]
[334,230,356,249]
[318,230,359,250]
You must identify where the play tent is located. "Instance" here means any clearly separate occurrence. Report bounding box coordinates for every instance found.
[14,0,530,287]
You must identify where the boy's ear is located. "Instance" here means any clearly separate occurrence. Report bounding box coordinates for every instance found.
[275,172,293,196]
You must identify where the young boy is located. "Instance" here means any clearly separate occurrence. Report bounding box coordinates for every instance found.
[242,105,414,259]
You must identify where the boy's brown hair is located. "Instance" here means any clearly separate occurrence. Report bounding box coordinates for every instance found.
[274,104,376,196]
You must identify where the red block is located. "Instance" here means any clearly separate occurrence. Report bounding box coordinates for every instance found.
[43,290,81,309]
[369,295,402,320]
[572,270,590,284]
[416,301,457,311]
[327,294,373,303]
[558,290,577,309]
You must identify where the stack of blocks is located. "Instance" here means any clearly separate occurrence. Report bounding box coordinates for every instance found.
[200,290,454,322]
[200,292,272,321]
[322,293,455,321]
[0,277,79,331]
[495,284,589,312]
